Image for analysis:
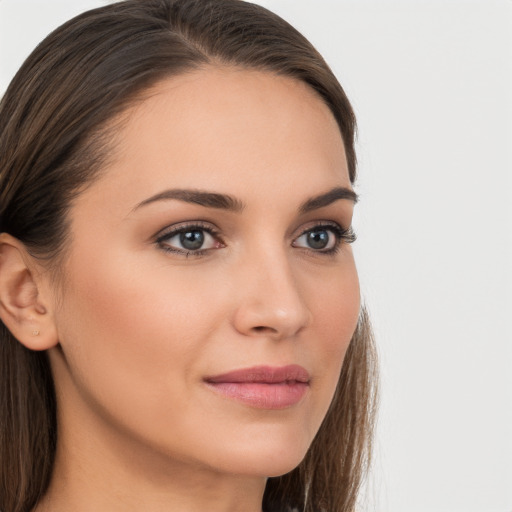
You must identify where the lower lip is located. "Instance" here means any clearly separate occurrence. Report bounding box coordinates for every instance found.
[206,381,308,409]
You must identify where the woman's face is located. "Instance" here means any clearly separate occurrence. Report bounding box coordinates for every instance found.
[48,68,360,479]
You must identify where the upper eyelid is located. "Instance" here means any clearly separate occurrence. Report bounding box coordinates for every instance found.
[294,220,347,236]
[299,220,342,229]
[154,223,222,257]
[295,221,356,243]
[154,220,220,241]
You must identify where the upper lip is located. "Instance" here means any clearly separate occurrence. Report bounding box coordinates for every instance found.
[205,365,310,384]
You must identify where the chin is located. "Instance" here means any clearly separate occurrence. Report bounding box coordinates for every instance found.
[201,428,312,478]
[218,453,307,479]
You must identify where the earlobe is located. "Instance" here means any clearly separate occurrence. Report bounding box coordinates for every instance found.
[0,233,58,351]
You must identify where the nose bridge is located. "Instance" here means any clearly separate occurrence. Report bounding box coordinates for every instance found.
[232,241,311,339]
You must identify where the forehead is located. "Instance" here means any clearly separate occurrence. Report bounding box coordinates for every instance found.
[79,67,350,212]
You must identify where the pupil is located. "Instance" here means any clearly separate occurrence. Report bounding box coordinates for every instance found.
[180,230,204,250]
[307,230,329,249]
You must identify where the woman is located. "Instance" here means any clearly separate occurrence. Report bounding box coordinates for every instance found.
[0,1,377,511]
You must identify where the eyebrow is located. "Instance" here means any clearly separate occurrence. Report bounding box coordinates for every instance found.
[299,186,358,213]
[133,186,357,213]
[134,189,245,212]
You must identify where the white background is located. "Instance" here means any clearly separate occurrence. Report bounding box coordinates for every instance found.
[1,1,511,511]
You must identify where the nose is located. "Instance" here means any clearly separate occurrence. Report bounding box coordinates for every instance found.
[231,248,312,341]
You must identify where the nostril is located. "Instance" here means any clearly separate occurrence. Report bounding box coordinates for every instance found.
[252,326,278,334]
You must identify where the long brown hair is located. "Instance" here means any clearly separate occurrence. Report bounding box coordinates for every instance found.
[0,1,378,511]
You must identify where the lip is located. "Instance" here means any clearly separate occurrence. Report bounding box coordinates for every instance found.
[204,365,310,409]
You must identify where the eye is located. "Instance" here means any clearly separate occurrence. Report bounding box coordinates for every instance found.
[292,224,355,253]
[155,223,223,255]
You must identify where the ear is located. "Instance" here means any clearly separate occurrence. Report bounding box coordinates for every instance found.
[0,233,58,351]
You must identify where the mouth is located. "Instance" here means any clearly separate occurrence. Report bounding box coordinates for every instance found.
[204,365,310,409]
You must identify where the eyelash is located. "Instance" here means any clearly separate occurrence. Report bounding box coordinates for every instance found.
[154,221,356,258]
[295,222,357,256]
[155,221,223,257]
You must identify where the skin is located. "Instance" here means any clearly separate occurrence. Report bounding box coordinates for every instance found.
[28,68,360,511]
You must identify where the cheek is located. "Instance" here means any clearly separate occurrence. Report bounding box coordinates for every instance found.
[311,252,360,355]
[51,248,238,468]
[53,247,216,418]
[300,251,360,423]
[59,240,213,341]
